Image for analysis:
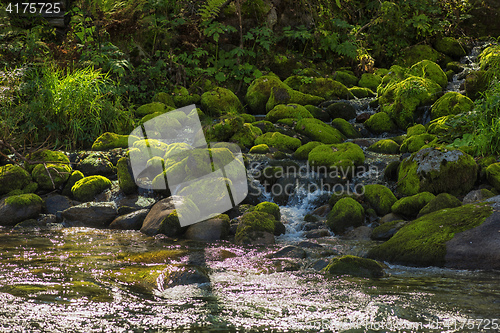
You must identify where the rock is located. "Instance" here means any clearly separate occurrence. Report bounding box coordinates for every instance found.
[349,86,376,98]
[298,241,323,249]
[312,259,329,271]
[235,211,276,245]
[0,164,32,196]
[135,102,167,117]
[308,142,365,175]
[254,132,302,152]
[368,139,400,154]
[333,71,358,87]
[384,161,400,181]
[109,209,149,230]
[295,118,345,144]
[464,70,491,100]
[61,202,117,228]
[305,104,330,122]
[71,175,112,202]
[152,91,176,107]
[32,163,71,191]
[363,184,397,216]
[62,170,84,197]
[160,265,210,288]
[184,215,230,241]
[201,87,243,116]
[292,141,323,160]
[44,194,78,220]
[331,118,361,139]
[140,196,196,237]
[486,162,500,191]
[251,120,275,133]
[252,201,281,221]
[397,148,477,196]
[25,149,70,173]
[265,84,324,112]
[229,123,262,148]
[116,157,137,195]
[206,116,245,142]
[249,144,270,154]
[286,76,352,100]
[269,245,307,259]
[323,255,386,278]
[265,103,313,123]
[463,189,496,204]
[409,60,448,88]
[391,192,436,218]
[364,112,397,134]
[431,92,473,120]
[304,229,330,238]
[400,133,436,153]
[326,197,364,234]
[397,44,446,67]
[172,86,200,107]
[417,193,462,217]
[77,152,115,176]
[371,220,407,241]
[325,102,356,121]
[434,37,466,58]
[368,203,493,267]
[273,220,286,236]
[310,204,331,217]
[344,226,373,240]
[91,132,139,151]
[0,194,44,226]
[358,73,382,91]
[356,112,371,123]
[245,75,290,114]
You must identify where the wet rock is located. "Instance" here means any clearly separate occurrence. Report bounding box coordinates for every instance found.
[235,211,276,245]
[462,189,496,204]
[71,175,112,202]
[0,194,44,226]
[325,102,356,121]
[44,194,78,220]
[384,161,400,181]
[371,220,407,241]
[304,229,330,238]
[77,152,115,176]
[312,259,329,271]
[344,226,373,240]
[61,202,117,228]
[391,192,435,218]
[323,255,386,278]
[273,220,286,236]
[363,184,397,216]
[298,241,323,249]
[303,221,322,231]
[308,142,365,175]
[271,259,301,272]
[184,215,230,241]
[269,245,307,259]
[109,209,149,230]
[253,201,281,221]
[356,112,371,123]
[140,196,195,237]
[417,193,462,217]
[311,204,331,217]
[380,212,405,224]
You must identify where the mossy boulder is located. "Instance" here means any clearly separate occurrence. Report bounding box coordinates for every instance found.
[326,197,365,234]
[464,70,491,101]
[407,124,426,137]
[265,103,313,123]
[431,92,474,120]
[201,87,244,116]
[32,163,72,191]
[136,102,167,117]
[349,87,376,98]
[0,164,32,196]
[92,132,139,151]
[252,201,281,221]
[371,220,407,241]
[364,112,397,134]
[255,132,302,152]
[363,184,397,216]
[409,60,448,88]
[304,104,330,122]
[396,44,446,67]
[427,115,452,135]
[434,37,466,58]
[397,148,477,196]
[379,76,442,129]
[325,102,356,121]
[0,193,44,226]
[78,153,115,176]
[172,86,200,107]
[152,92,176,107]
[249,144,270,154]
[71,175,112,202]
[62,170,84,197]
[308,142,365,175]
[295,118,345,144]
[288,77,352,100]
[368,139,400,154]
[117,157,137,195]
[485,162,500,191]
[358,73,382,91]
[479,45,500,71]
[229,123,262,148]
[331,118,361,139]
[207,116,245,142]
[292,141,323,160]
[235,211,276,245]
[245,74,288,114]
[25,149,70,173]
[333,71,358,87]
[367,203,493,267]
[323,255,386,278]
[417,192,462,217]
[251,120,275,133]
[265,85,324,112]
[400,133,436,153]
[391,192,435,218]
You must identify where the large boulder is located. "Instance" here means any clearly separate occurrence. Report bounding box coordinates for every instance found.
[235,211,276,245]
[397,148,477,196]
[417,193,462,217]
[431,92,474,120]
[308,142,365,176]
[32,163,72,191]
[109,209,149,230]
[434,37,466,58]
[77,153,115,176]
[363,184,397,216]
[391,192,435,218]
[0,164,32,195]
[364,112,397,134]
[408,60,448,88]
[367,139,400,154]
[265,85,324,112]
[295,118,345,144]
[326,197,365,234]
[265,104,313,123]
[61,202,117,228]
[71,175,112,202]
[184,215,230,241]
[284,76,352,100]
[0,194,44,226]
[201,87,244,116]
[323,255,386,278]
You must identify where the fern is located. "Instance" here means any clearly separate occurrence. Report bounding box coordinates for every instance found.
[199,0,227,25]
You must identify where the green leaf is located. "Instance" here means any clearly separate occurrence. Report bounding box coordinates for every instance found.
[215,72,226,82]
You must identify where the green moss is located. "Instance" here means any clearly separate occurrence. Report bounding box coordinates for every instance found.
[0,164,32,196]
[364,112,397,134]
[326,197,365,234]
[71,175,112,202]
[409,60,448,88]
[172,86,201,107]
[407,124,426,137]
[304,104,330,122]
[4,193,43,208]
[323,255,386,278]
[479,45,500,71]
[308,142,365,175]
[486,162,500,191]
[349,87,376,98]
[125,249,188,264]
[400,133,436,153]
[251,120,275,133]
[276,118,296,126]
[201,87,244,116]
[292,77,353,100]
[229,123,262,148]
[235,211,276,244]
[136,102,166,117]
[22,182,38,194]
[240,113,256,123]
[265,85,324,112]
[391,192,435,217]
[255,132,302,152]
[253,201,281,221]
[245,74,288,114]
[132,139,169,162]
[358,73,382,91]
[333,71,358,87]
[396,44,445,67]
[32,163,72,191]
[368,203,492,267]
[371,220,407,241]
[249,144,270,154]
[152,92,176,107]
[295,118,345,144]
[331,118,361,139]
[265,104,313,123]
[427,115,452,135]
[208,116,245,142]
[464,69,492,100]
[62,170,84,197]
[117,157,138,195]
[368,139,400,154]
[91,132,139,151]
[292,141,324,160]
[434,37,466,58]
[363,184,397,216]
[417,192,462,217]
[431,92,474,120]
[25,150,70,173]
[375,68,390,77]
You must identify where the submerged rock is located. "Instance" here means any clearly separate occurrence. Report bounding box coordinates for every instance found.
[323,255,386,278]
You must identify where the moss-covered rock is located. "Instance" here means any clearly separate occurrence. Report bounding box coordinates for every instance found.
[396,44,446,67]
[201,87,244,116]
[131,139,169,162]
[464,70,491,101]
[235,211,276,245]
[289,77,353,100]
[152,92,176,107]
[333,71,358,87]
[371,219,407,241]
[62,170,84,197]
[25,150,70,173]
[308,142,365,175]
[249,144,270,154]
[91,132,140,151]
[265,103,313,123]
[253,201,281,221]
[409,60,448,88]
[358,73,382,92]
[78,153,115,176]
[407,124,426,137]
[251,120,275,133]
[400,133,436,153]
[0,164,31,196]
[349,86,376,98]
[479,45,500,71]
[265,85,324,112]
[331,118,361,139]
[364,112,397,134]
[32,163,72,191]
[325,102,356,121]
[117,157,137,195]
[229,123,262,148]
[368,139,400,154]
[295,118,345,144]
[292,141,323,160]
[431,92,474,120]
[417,192,462,217]
[255,132,302,152]
[245,74,288,114]
[326,197,365,234]
[172,86,200,107]
[363,184,397,216]
[304,104,330,122]
[379,76,442,129]
[71,175,112,202]
[485,162,500,191]
[368,203,492,267]
[427,115,453,135]
[0,193,44,226]
[207,116,245,142]
[323,255,386,278]
[397,148,477,196]
[434,37,466,58]
[391,192,435,218]
[136,102,166,117]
